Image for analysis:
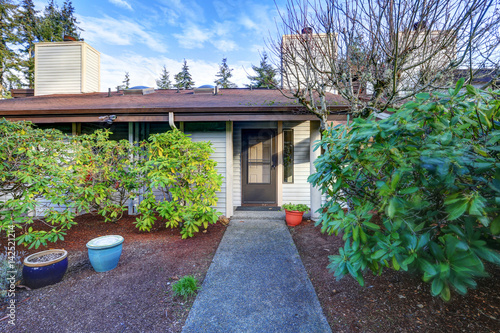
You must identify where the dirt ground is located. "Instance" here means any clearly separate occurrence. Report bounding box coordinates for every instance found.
[0,214,226,333]
[3,215,500,332]
[290,220,500,333]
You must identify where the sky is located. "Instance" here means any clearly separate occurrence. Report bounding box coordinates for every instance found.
[34,0,287,91]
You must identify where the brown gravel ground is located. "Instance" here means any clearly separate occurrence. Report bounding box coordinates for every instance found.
[0,213,226,333]
[290,219,500,333]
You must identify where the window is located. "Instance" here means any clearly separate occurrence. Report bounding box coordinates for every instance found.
[35,123,73,135]
[283,129,294,183]
[80,122,130,141]
[184,122,226,132]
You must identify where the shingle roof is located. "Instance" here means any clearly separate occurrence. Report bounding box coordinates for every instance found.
[0,88,348,114]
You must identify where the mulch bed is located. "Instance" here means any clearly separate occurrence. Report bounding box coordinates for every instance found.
[0,213,226,333]
[290,220,500,332]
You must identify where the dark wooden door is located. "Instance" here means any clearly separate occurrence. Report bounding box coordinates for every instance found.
[242,129,277,205]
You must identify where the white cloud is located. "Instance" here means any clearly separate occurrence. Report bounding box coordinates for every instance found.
[239,3,279,36]
[78,15,167,53]
[109,0,133,11]
[212,39,238,52]
[158,0,205,25]
[240,16,259,31]
[173,25,213,49]
[173,22,238,51]
[99,52,251,91]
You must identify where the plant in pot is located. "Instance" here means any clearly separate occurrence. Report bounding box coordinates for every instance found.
[281,203,309,227]
[23,249,68,289]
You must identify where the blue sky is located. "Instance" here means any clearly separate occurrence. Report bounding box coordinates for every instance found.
[34,0,287,91]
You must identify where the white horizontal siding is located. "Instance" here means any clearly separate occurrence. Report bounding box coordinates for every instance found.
[232,122,278,207]
[186,131,227,215]
[35,44,82,96]
[282,121,311,205]
[84,46,100,93]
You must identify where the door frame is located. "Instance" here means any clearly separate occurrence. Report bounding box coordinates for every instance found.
[241,128,278,206]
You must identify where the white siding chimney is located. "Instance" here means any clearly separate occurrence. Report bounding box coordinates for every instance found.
[34,41,100,96]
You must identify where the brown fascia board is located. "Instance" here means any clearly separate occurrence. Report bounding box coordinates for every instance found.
[1,108,349,123]
[0,105,349,117]
[6,113,348,124]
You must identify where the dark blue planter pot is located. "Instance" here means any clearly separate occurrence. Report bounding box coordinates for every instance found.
[86,235,124,272]
[23,249,68,289]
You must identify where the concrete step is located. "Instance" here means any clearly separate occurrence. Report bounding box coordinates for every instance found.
[230,210,311,221]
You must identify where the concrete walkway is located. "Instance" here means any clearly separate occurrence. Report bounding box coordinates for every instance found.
[182,213,331,333]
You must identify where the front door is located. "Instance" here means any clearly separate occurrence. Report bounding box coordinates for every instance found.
[242,129,277,205]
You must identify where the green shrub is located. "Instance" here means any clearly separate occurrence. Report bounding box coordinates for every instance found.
[71,130,139,222]
[172,275,200,300]
[135,129,223,238]
[309,80,500,301]
[0,121,141,248]
[0,120,79,248]
[281,203,309,212]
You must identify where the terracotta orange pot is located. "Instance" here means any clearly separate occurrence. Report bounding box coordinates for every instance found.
[285,209,304,226]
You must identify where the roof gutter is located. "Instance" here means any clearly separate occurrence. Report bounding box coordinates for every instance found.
[169,112,177,129]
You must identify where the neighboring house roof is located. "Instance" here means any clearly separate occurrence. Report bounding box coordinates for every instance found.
[453,68,500,86]
[0,88,349,123]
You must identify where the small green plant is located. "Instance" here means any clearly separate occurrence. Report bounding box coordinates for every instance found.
[172,275,200,300]
[281,203,309,212]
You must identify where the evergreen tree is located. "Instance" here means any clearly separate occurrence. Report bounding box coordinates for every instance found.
[214,57,237,88]
[18,0,39,88]
[174,59,194,90]
[246,52,278,89]
[38,0,81,42]
[61,0,80,39]
[38,0,63,41]
[122,72,130,89]
[0,0,20,97]
[156,65,172,89]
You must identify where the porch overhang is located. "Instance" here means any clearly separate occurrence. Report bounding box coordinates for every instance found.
[1,111,348,123]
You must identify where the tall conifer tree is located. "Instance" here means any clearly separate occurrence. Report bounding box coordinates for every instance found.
[156,65,172,89]
[0,0,20,96]
[18,0,39,88]
[174,60,195,90]
[214,58,237,88]
[247,52,278,89]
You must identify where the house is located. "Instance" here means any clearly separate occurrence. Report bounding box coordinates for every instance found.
[453,68,500,90]
[281,30,337,94]
[0,41,349,220]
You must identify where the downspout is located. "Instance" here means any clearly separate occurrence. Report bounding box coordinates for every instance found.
[169,112,177,129]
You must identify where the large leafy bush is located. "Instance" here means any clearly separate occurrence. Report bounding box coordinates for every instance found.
[309,80,500,300]
[71,131,139,222]
[0,120,78,248]
[135,129,223,239]
[1,121,220,249]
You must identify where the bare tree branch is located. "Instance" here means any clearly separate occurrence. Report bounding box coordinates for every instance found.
[270,0,500,129]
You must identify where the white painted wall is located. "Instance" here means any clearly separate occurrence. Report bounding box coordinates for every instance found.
[282,121,311,205]
[186,131,227,215]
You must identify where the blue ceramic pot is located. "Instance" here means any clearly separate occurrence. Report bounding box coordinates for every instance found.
[86,235,124,272]
[23,249,68,289]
